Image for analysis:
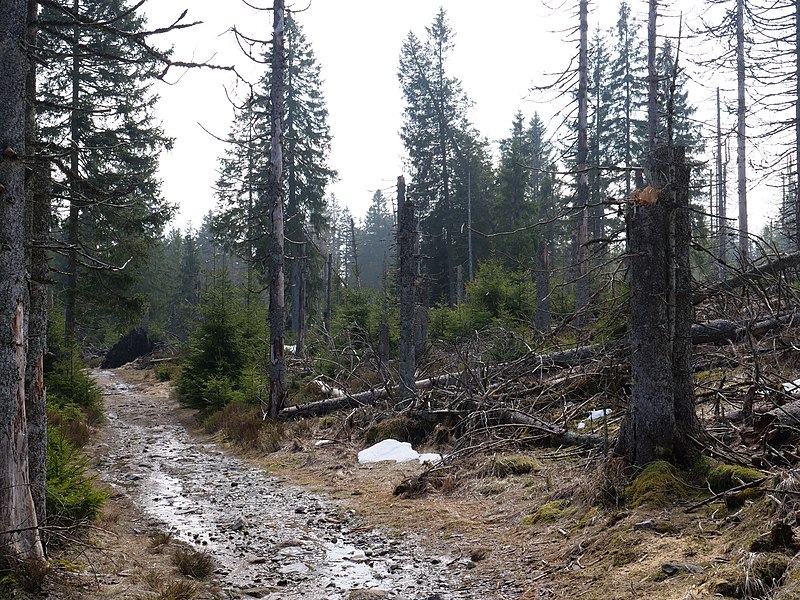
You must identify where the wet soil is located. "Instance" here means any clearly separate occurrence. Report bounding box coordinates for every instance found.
[89,368,474,599]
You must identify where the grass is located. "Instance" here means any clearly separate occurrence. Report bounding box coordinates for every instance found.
[172,547,214,579]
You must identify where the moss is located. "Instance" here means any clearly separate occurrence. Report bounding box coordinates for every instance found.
[706,464,765,494]
[482,454,542,478]
[363,415,428,446]
[317,416,338,430]
[577,506,600,529]
[624,461,692,508]
[521,500,570,525]
[477,482,508,496]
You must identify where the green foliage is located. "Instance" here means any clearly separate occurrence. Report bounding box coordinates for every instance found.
[176,286,247,410]
[429,258,535,342]
[521,500,571,525]
[45,317,103,422]
[45,427,106,528]
[482,454,542,478]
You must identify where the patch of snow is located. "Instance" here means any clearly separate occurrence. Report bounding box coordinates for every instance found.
[782,378,800,395]
[418,452,443,464]
[284,344,296,354]
[312,379,345,398]
[315,439,335,447]
[577,421,586,430]
[358,439,441,465]
[587,408,612,420]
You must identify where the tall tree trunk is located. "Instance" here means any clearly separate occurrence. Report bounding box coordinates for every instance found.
[349,217,360,289]
[575,0,590,325]
[64,0,80,345]
[647,0,658,151]
[324,252,332,334]
[736,0,749,265]
[616,146,698,467]
[0,0,45,561]
[535,236,551,332]
[397,176,417,404]
[24,0,49,545]
[794,0,799,250]
[467,169,473,282]
[267,0,287,419]
[716,88,727,279]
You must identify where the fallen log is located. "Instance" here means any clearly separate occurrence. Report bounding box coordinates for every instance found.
[693,251,800,304]
[282,312,799,419]
[279,344,602,419]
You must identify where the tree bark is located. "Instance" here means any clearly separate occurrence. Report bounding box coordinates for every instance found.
[0,0,44,560]
[267,0,287,419]
[647,0,658,150]
[64,0,80,346]
[24,0,49,539]
[795,0,800,250]
[617,146,698,467]
[574,0,590,325]
[716,87,727,278]
[736,0,749,266]
[397,176,417,404]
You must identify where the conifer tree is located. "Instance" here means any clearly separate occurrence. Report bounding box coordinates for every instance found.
[38,0,174,342]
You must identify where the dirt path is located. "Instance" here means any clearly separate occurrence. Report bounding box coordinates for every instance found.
[91,368,477,599]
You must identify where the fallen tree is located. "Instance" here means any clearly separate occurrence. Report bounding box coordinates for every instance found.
[693,251,800,304]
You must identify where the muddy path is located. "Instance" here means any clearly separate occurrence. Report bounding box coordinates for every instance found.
[92,369,476,600]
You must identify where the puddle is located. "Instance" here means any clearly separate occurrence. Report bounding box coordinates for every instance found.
[94,370,475,599]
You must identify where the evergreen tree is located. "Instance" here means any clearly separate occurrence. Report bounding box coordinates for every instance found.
[358,190,394,290]
[493,111,536,267]
[38,0,174,341]
[398,8,478,305]
[588,28,615,244]
[607,1,647,197]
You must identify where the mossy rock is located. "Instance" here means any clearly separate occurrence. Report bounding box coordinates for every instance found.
[521,500,570,525]
[363,415,429,446]
[482,454,541,478]
[705,463,764,494]
[624,461,692,508]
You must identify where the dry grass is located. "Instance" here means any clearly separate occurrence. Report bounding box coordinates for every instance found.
[171,547,214,579]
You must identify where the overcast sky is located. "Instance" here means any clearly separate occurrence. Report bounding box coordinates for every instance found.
[142,0,771,234]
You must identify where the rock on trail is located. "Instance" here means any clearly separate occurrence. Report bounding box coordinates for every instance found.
[92,369,474,600]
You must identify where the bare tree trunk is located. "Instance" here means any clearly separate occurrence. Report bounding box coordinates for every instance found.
[267,0,287,419]
[64,0,80,346]
[324,252,332,334]
[397,176,417,404]
[647,0,658,151]
[24,0,49,544]
[349,217,360,289]
[617,146,698,467]
[535,236,551,332]
[716,88,727,278]
[0,0,44,560]
[467,170,473,282]
[795,0,799,250]
[574,0,590,325]
[736,0,749,265]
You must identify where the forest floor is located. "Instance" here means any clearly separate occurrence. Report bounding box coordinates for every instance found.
[41,364,800,600]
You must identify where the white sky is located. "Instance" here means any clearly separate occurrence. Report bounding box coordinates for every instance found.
[143,0,774,234]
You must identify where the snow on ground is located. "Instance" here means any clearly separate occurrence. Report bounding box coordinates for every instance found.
[358,439,442,465]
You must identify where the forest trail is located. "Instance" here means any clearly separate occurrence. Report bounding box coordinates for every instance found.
[90,367,475,600]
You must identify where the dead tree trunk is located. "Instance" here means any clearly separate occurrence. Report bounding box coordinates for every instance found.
[716,87,727,278]
[324,252,332,334]
[647,0,658,150]
[267,0,287,419]
[574,0,590,325]
[796,0,800,251]
[24,0,50,537]
[0,0,45,560]
[64,0,80,346]
[617,146,699,467]
[397,176,417,404]
[350,217,360,289]
[736,0,749,265]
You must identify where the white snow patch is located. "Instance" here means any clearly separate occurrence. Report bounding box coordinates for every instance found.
[577,421,586,430]
[782,378,800,395]
[284,344,296,355]
[312,379,345,398]
[358,439,441,465]
[587,408,612,420]
[315,439,335,447]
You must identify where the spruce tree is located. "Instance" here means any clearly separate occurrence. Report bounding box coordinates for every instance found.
[38,0,174,342]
